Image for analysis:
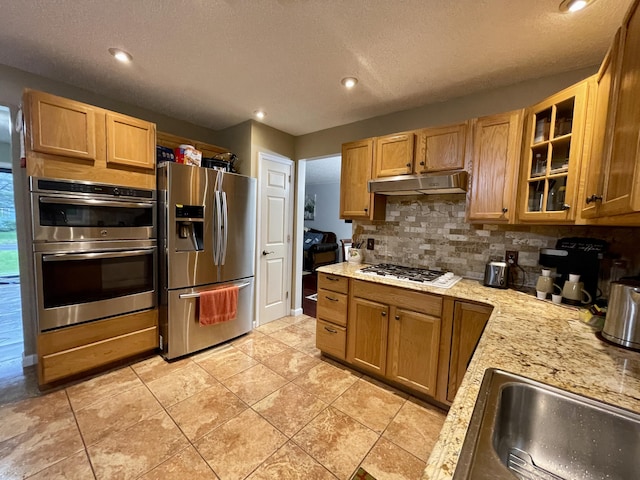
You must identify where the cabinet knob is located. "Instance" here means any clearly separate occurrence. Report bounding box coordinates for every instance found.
[502,207,508,214]
[364,208,368,212]
[420,161,425,166]
[561,204,571,211]
[381,311,387,317]
[585,194,603,204]
[395,315,400,320]
[405,163,411,168]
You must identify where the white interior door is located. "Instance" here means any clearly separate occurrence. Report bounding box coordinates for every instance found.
[257,153,293,325]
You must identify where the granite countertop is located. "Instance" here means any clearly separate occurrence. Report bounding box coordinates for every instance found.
[317,263,640,480]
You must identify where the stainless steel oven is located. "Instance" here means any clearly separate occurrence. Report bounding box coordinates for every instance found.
[34,240,157,331]
[30,177,155,242]
[29,177,157,332]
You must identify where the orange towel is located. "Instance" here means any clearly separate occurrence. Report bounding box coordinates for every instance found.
[198,286,239,326]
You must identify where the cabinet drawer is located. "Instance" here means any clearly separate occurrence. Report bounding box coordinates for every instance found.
[316,319,346,359]
[352,280,442,317]
[318,273,349,294]
[317,288,348,326]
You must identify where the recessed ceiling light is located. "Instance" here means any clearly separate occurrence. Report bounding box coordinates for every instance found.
[253,110,266,120]
[559,0,593,13]
[108,48,132,63]
[341,77,358,89]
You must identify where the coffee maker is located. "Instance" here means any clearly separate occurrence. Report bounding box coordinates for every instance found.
[538,238,607,301]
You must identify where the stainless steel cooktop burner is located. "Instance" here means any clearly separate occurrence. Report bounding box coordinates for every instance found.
[357,263,462,288]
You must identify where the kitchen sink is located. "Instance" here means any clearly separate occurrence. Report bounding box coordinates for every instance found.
[453,368,640,480]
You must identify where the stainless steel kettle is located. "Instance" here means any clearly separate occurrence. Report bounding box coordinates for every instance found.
[602,279,640,350]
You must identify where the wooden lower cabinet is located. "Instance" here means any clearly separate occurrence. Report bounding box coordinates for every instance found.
[386,307,440,397]
[316,319,347,359]
[37,309,158,385]
[316,273,350,360]
[347,296,389,375]
[346,280,443,396]
[446,301,492,403]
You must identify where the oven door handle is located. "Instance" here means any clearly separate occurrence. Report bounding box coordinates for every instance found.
[39,197,153,209]
[42,248,155,262]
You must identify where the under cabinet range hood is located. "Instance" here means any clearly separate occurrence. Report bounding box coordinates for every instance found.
[368,171,468,195]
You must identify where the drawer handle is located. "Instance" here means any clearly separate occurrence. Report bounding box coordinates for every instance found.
[324,326,337,334]
[326,276,339,282]
[325,296,338,302]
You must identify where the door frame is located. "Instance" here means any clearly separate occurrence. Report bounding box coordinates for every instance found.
[256,151,295,324]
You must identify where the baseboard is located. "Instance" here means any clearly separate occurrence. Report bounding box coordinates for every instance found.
[291,307,303,316]
[22,353,37,368]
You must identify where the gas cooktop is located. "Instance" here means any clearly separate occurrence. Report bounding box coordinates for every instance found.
[357,263,462,289]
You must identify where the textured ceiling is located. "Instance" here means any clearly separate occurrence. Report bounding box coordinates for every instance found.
[0,0,631,136]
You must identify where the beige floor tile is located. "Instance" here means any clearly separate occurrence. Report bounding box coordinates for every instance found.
[234,335,290,362]
[261,347,321,380]
[146,363,218,408]
[75,384,162,445]
[87,410,189,480]
[0,412,84,479]
[66,367,142,411]
[246,441,337,480]
[221,364,288,405]
[268,325,315,348]
[293,406,379,480]
[230,329,265,347]
[27,450,95,480]
[167,383,248,441]
[195,409,287,480]
[292,361,360,403]
[295,316,318,333]
[382,399,446,461]
[131,355,193,383]
[294,337,322,357]
[333,378,407,434]
[138,446,218,480]
[360,437,426,480]
[255,317,293,334]
[253,383,327,437]
[0,389,70,443]
[195,345,258,380]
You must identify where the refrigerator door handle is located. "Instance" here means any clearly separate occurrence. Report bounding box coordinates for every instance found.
[213,190,222,265]
[178,281,251,299]
[220,191,228,265]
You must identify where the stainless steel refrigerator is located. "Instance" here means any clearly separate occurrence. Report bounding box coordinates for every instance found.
[158,162,256,359]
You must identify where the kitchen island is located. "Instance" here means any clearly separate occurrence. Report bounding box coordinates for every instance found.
[316,263,640,480]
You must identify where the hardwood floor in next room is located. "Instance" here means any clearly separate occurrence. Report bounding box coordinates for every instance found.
[0,314,447,480]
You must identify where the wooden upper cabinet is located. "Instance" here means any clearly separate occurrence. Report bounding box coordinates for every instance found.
[26,90,99,162]
[587,1,640,219]
[106,112,156,170]
[468,110,524,223]
[374,132,415,177]
[340,139,385,220]
[581,30,621,219]
[415,122,467,173]
[517,79,590,223]
[386,307,440,397]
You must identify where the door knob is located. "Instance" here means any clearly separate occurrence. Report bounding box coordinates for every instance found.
[262,250,274,256]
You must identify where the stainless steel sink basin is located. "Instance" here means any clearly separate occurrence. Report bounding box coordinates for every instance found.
[453,369,640,480]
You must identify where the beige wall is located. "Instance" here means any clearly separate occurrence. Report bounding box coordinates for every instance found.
[294,66,597,160]
[215,121,252,176]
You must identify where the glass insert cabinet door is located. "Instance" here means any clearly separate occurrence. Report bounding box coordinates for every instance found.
[521,80,588,220]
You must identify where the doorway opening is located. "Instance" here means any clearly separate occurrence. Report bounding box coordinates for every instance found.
[297,155,352,316]
[0,105,24,379]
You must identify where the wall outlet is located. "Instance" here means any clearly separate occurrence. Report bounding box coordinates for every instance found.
[367,238,375,250]
[506,250,518,266]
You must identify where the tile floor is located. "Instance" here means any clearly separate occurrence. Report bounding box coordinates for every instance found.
[0,314,447,480]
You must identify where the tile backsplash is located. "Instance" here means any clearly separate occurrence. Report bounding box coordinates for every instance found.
[353,195,638,290]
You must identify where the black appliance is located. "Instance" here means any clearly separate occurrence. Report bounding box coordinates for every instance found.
[539,237,607,301]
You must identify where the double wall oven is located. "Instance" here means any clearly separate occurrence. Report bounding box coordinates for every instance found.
[30,177,157,332]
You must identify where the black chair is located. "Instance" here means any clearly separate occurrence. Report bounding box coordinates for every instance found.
[303,228,339,271]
